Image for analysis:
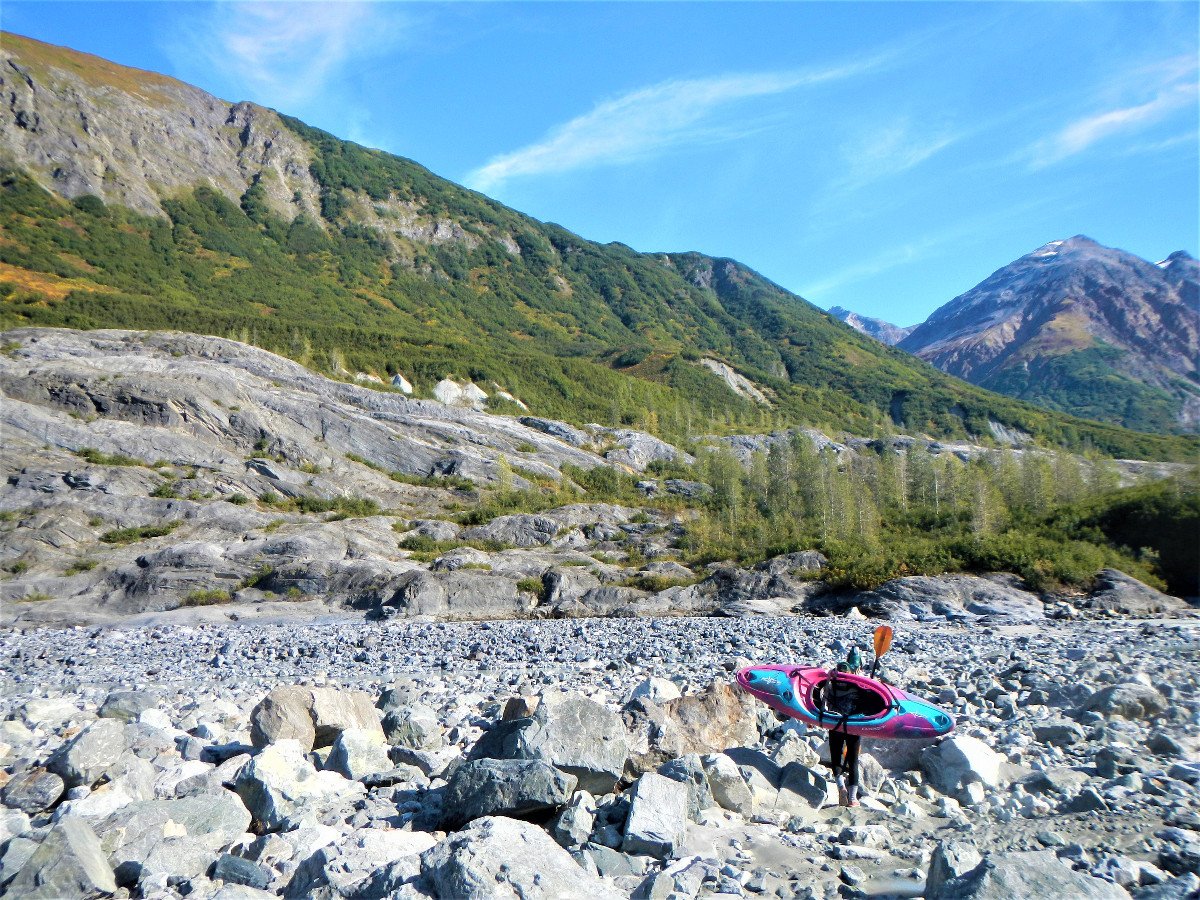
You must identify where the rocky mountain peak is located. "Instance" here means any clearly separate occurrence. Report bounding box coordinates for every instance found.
[0,31,322,219]
[828,306,914,346]
[899,236,1200,432]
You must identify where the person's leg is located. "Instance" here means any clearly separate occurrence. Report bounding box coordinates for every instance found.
[829,731,848,805]
[845,735,861,805]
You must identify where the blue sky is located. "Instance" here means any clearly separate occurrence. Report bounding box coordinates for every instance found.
[4,2,1197,326]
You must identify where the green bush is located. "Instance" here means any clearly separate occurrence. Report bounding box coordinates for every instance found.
[76,447,147,467]
[181,588,232,606]
[100,522,180,544]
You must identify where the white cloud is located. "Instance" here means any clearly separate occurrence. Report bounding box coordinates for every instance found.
[799,237,945,302]
[171,1,405,110]
[835,118,962,192]
[1030,56,1199,169]
[465,56,885,192]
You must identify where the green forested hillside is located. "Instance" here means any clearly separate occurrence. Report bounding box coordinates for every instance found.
[1,119,1195,462]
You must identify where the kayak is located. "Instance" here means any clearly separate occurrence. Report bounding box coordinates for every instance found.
[736,664,955,739]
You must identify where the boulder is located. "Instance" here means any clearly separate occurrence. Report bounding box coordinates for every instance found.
[701,753,754,815]
[629,677,682,706]
[926,841,984,897]
[98,691,158,723]
[440,759,577,830]
[249,686,316,750]
[1083,570,1188,615]
[511,692,630,795]
[657,754,714,820]
[1034,721,1087,747]
[94,792,253,864]
[2,767,65,814]
[212,853,271,890]
[622,773,688,860]
[920,734,1004,795]
[927,850,1131,899]
[5,815,117,899]
[286,829,436,898]
[550,790,596,850]
[47,718,128,788]
[250,686,381,750]
[383,569,535,619]
[1078,683,1167,720]
[325,728,391,781]
[235,739,364,830]
[844,574,1044,621]
[420,815,621,899]
[632,856,712,900]
[308,688,382,747]
[382,704,444,750]
[624,680,758,774]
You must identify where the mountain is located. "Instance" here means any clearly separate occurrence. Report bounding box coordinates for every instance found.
[828,306,914,346]
[0,33,1194,462]
[899,237,1200,434]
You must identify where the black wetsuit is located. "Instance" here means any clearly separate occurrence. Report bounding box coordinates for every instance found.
[825,674,861,788]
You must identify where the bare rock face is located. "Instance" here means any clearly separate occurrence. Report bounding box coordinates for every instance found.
[0,33,322,220]
[1081,569,1188,616]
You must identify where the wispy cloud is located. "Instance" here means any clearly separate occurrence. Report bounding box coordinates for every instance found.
[169,1,407,111]
[834,118,962,193]
[465,55,887,192]
[1029,55,1198,169]
[799,237,946,302]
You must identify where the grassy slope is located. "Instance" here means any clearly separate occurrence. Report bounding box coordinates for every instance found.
[0,84,1195,458]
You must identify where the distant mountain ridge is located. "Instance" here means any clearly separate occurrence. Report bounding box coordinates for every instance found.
[897,237,1199,433]
[0,31,1194,460]
[828,306,914,346]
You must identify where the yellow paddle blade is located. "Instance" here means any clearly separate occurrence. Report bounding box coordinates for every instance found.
[873,624,894,659]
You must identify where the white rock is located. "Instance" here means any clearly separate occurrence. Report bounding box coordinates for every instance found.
[623,772,689,859]
[629,677,682,705]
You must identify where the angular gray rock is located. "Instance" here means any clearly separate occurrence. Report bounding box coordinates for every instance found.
[420,815,621,900]
[1079,682,1167,720]
[381,703,444,750]
[234,739,364,829]
[622,772,688,860]
[927,850,1131,899]
[249,686,317,750]
[6,815,117,899]
[212,853,271,890]
[98,691,158,723]
[46,718,128,788]
[511,692,630,795]
[2,767,65,814]
[920,734,1004,795]
[550,790,596,850]
[701,753,754,815]
[325,727,391,781]
[440,758,577,830]
[656,754,714,820]
[926,841,984,896]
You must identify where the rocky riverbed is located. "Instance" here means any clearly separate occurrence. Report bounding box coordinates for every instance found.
[2,614,1198,899]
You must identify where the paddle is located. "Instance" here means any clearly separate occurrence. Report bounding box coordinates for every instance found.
[870,624,894,678]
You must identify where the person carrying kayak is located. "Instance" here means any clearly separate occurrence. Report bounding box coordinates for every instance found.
[824,651,863,807]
